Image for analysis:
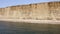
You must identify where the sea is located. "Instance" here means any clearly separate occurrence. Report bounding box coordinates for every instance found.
[0,21,60,34]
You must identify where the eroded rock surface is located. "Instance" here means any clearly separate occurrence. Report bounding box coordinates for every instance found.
[0,1,60,20]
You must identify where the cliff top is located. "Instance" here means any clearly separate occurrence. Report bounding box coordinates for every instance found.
[0,1,60,8]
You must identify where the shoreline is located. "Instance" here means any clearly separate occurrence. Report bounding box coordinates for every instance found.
[0,19,60,24]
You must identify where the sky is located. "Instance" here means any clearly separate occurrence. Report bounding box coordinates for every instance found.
[0,0,60,8]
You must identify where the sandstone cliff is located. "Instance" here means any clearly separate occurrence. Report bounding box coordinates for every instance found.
[0,1,60,20]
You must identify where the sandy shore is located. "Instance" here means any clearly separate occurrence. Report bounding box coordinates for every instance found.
[0,19,60,24]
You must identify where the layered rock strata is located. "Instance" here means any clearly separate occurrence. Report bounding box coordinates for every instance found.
[0,1,60,20]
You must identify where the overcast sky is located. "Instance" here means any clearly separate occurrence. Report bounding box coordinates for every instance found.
[0,0,59,8]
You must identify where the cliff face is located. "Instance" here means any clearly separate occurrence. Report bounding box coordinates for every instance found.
[48,2,60,20]
[0,2,60,20]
